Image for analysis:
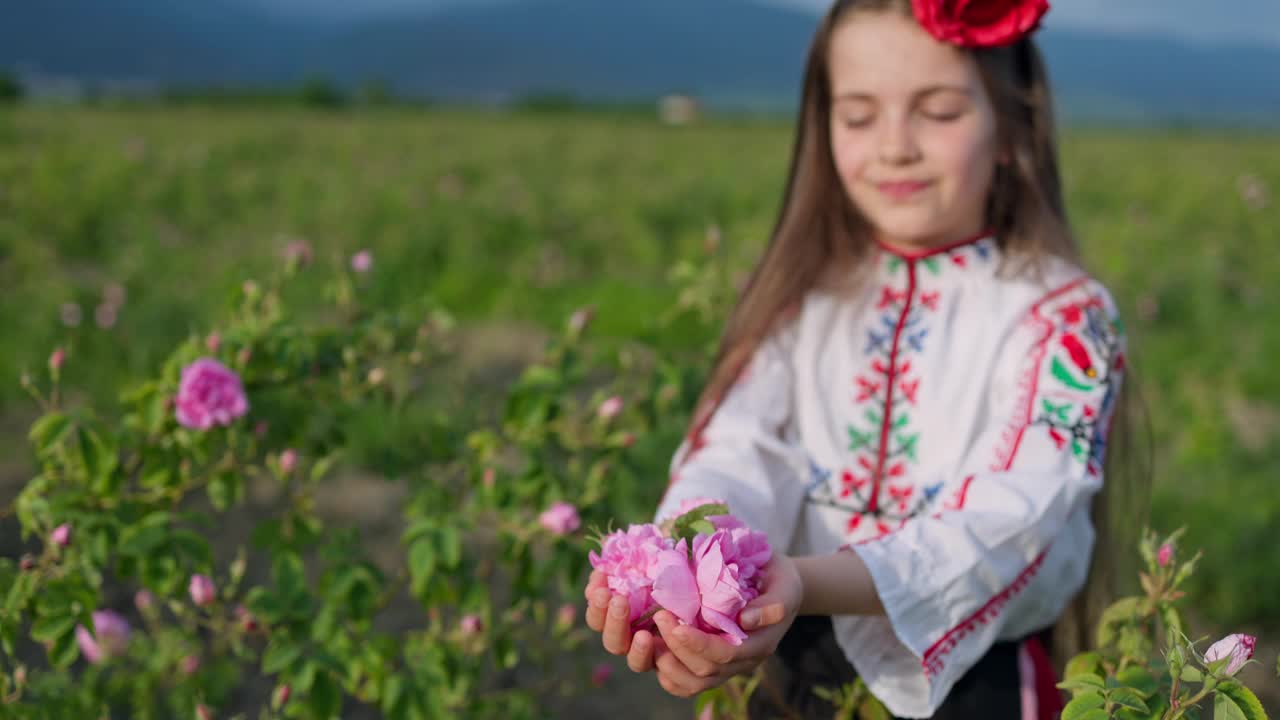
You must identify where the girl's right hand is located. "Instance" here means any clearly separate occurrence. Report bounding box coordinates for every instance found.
[584,570,667,674]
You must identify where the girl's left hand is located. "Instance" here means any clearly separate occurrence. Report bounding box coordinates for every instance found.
[648,554,804,698]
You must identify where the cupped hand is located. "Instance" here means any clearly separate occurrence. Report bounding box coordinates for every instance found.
[647,554,804,698]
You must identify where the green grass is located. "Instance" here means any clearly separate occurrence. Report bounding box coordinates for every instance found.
[1,105,1278,630]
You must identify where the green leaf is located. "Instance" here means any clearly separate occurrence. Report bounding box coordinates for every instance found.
[1181,666,1204,683]
[29,412,72,454]
[1062,692,1105,720]
[1116,666,1159,698]
[308,669,342,719]
[1216,682,1268,720]
[1216,691,1250,720]
[310,453,340,483]
[48,628,80,669]
[1110,688,1150,714]
[439,527,461,570]
[1057,675,1107,694]
[262,639,303,673]
[1061,651,1100,677]
[30,613,77,644]
[408,539,437,596]
[1096,596,1142,648]
[274,552,306,597]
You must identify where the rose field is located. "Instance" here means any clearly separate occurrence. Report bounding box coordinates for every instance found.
[0,106,1277,718]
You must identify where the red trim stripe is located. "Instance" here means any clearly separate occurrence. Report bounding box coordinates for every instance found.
[875,229,994,261]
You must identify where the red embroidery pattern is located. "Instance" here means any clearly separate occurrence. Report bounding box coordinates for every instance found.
[921,549,1050,678]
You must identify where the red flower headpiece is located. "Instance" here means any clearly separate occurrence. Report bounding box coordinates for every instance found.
[911,0,1050,49]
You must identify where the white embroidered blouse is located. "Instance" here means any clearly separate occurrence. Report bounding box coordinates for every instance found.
[654,234,1126,718]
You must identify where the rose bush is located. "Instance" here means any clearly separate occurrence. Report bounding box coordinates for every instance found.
[0,249,720,718]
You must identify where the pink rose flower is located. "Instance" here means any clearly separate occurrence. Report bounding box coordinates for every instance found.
[189,574,216,607]
[279,449,298,474]
[196,704,213,720]
[539,501,581,536]
[1203,633,1256,677]
[175,358,249,430]
[180,654,201,675]
[49,348,66,372]
[597,396,624,421]
[75,610,131,664]
[591,662,613,687]
[273,684,292,709]
[134,590,155,612]
[589,524,670,624]
[649,526,772,646]
[460,614,483,636]
[1157,543,1173,567]
[205,333,221,353]
[51,523,72,548]
[350,250,373,273]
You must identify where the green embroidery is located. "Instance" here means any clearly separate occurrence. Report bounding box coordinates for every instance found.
[892,413,910,430]
[865,408,881,425]
[1041,399,1073,423]
[896,433,919,461]
[923,257,941,276]
[848,427,873,452]
[1050,356,1095,392]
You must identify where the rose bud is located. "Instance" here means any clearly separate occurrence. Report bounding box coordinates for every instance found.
[460,614,483,636]
[51,523,72,548]
[1203,633,1257,677]
[188,574,216,607]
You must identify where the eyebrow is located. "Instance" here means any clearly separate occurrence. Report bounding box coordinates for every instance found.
[832,84,973,102]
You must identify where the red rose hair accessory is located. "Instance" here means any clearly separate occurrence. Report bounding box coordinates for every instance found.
[911,0,1050,48]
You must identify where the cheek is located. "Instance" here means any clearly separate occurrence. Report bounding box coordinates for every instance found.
[830,130,874,188]
[928,123,997,189]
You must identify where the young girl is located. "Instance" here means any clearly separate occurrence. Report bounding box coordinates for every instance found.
[586,0,1146,717]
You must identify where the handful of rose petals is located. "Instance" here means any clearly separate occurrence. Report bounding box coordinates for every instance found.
[588,498,772,646]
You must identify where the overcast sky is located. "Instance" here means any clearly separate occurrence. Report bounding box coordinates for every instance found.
[246,0,1280,47]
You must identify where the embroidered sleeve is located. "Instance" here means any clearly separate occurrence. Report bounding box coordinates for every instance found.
[654,329,807,550]
[840,277,1126,718]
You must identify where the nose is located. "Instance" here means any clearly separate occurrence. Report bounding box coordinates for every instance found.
[877,113,921,165]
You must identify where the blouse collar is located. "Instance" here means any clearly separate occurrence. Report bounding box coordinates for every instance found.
[875,231,999,278]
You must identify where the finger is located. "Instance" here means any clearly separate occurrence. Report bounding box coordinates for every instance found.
[654,611,732,679]
[739,601,788,632]
[585,587,611,633]
[601,595,633,655]
[656,667,699,699]
[655,646,708,696]
[627,629,657,673]
[584,570,606,599]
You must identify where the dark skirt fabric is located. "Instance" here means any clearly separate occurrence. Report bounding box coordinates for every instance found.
[745,615,1026,720]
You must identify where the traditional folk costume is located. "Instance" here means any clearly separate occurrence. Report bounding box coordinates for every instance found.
[656,235,1125,719]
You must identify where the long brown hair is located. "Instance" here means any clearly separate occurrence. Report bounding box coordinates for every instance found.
[687,0,1151,669]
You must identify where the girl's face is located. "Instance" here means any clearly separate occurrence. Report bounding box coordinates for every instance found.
[827,10,999,252]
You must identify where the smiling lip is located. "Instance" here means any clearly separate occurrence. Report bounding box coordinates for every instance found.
[877,180,932,200]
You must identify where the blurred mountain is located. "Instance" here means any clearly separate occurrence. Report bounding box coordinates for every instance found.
[4,0,1279,123]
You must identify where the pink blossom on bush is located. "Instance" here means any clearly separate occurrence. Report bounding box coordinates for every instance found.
[174,358,249,430]
[180,654,200,675]
[539,501,580,536]
[205,333,221,352]
[1157,543,1173,567]
[460,614,483,636]
[273,684,291,709]
[188,574,216,607]
[196,703,213,720]
[591,662,613,687]
[134,590,155,612]
[279,449,298,474]
[597,396,624,421]
[49,348,66,372]
[75,610,131,664]
[1203,633,1256,676]
[95,303,117,329]
[589,524,670,624]
[556,603,576,629]
[51,523,71,548]
[350,250,373,273]
[283,239,313,267]
[568,307,594,334]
